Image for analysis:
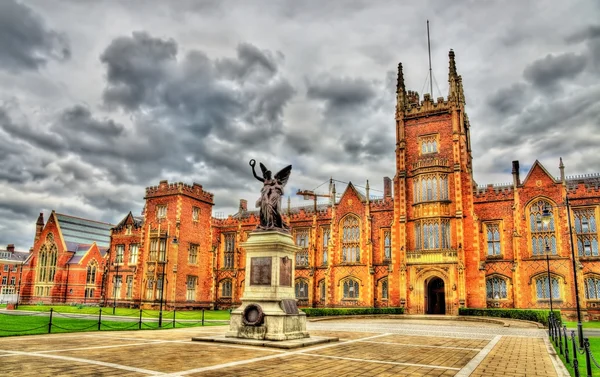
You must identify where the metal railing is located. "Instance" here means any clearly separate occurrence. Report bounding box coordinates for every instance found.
[548,315,599,377]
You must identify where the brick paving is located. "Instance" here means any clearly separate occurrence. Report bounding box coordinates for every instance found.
[0,318,568,376]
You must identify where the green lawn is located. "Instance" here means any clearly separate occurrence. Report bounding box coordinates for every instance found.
[0,311,226,337]
[12,305,230,321]
[553,336,600,377]
[562,321,600,329]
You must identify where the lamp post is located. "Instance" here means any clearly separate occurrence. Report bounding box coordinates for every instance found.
[112,261,119,315]
[542,196,584,347]
[543,243,554,325]
[158,234,177,328]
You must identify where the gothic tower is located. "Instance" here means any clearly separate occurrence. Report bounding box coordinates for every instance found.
[392,50,478,314]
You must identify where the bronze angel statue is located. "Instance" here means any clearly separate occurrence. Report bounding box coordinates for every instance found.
[249,159,292,231]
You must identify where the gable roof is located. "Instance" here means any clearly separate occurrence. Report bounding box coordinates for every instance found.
[55,213,114,249]
[521,160,558,186]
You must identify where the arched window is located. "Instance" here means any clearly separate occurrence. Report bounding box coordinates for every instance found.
[529,199,556,255]
[535,275,560,300]
[381,279,388,300]
[486,276,507,299]
[86,263,97,284]
[585,276,600,300]
[295,279,308,299]
[318,279,326,303]
[221,279,232,298]
[37,245,48,282]
[322,227,330,266]
[343,279,360,299]
[342,216,360,263]
[383,230,391,261]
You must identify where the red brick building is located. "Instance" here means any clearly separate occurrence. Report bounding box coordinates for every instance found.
[19,51,600,319]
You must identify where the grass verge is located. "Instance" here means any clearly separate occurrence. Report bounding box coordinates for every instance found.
[552,336,600,377]
[11,305,230,320]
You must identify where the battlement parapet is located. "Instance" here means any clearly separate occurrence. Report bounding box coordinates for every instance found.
[145,180,214,204]
[404,92,450,117]
[474,183,514,200]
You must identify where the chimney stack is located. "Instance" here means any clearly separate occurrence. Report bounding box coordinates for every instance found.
[383,177,392,198]
[7,244,15,252]
[512,161,520,188]
[35,212,44,242]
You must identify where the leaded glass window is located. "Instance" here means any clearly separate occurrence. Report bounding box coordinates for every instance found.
[574,208,599,257]
[486,276,507,299]
[295,279,308,299]
[530,199,557,255]
[413,174,449,203]
[295,228,309,267]
[322,227,330,266]
[343,279,360,299]
[585,277,600,300]
[486,223,501,256]
[221,279,232,297]
[415,219,451,250]
[342,216,360,262]
[381,279,388,300]
[86,263,97,284]
[115,244,124,264]
[536,276,560,299]
[318,279,326,303]
[224,233,235,268]
[383,230,391,261]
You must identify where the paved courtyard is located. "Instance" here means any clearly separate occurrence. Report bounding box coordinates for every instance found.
[0,317,568,376]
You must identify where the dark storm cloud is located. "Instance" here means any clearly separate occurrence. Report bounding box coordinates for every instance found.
[487,83,528,115]
[0,0,70,72]
[307,76,376,115]
[216,43,280,80]
[565,25,600,44]
[101,32,178,110]
[523,52,587,89]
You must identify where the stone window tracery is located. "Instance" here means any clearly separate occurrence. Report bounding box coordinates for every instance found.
[295,279,308,299]
[381,278,388,300]
[322,227,330,266]
[86,263,97,284]
[413,174,449,203]
[295,228,309,267]
[574,208,599,257]
[343,278,360,299]
[224,233,235,269]
[486,276,507,299]
[186,275,197,300]
[221,279,232,297]
[585,276,600,299]
[419,134,438,154]
[535,275,560,300]
[529,199,557,255]
[486,223,501,256]
[415,219,451,250]
[383,230,391,261]
[342,215,360,263]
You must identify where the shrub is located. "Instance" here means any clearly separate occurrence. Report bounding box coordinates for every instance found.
[302,307,404,317]
[459,308,560,326]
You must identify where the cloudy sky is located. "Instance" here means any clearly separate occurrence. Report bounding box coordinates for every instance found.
[1,0,599,251]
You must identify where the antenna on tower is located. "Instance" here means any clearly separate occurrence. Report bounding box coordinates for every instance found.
[427,20,433,97]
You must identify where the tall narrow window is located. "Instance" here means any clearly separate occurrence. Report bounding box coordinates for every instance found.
[149,239,158,262]
[530,199,557,255]
[295,229,309,267]
[129,244,139,264]
[192,206,200,221]
[188,244,198,264]
[343,279,360,299]
[115,244,124,264]
[419,135,438,154]
[318,279,326,303]
[186,276,197,301]
[224,233,235,268]
[415,219,450,250]
[585,276,600,299]
[86,264,97,284]
[486,276,507,299]
[486,223,501,256]
[381,279,388,300]
[413,174,449,203]
[574,209,599,257]
[535,276,560,300]
[295,279,308,300]
[221,279,232,297]
[158,238,167,262]
[113,275,122,299]
[383,230,391,261]
[146,279,154,300]
[322,227,330,266]
[157,205,167,219]
[342,216,360,263]
[126,276,133,299]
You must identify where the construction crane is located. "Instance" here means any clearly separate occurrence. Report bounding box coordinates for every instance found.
[296,189,332,214]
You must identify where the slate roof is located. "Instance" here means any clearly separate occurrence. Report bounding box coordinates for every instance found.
[0,247,30,265]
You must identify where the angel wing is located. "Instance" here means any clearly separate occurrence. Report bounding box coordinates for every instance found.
[274,165,292,187]
[259,162,269,178]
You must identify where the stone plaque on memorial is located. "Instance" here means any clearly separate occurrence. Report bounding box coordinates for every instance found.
[250,257,272,285]
[279,256,292,287]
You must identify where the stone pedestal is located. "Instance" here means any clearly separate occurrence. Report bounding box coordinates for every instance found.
[226,230,309,341]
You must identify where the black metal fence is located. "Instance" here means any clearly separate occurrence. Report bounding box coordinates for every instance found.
[549,315,600,377]
[0,308,228,336]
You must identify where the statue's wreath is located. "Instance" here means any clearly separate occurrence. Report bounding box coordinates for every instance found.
[242,303,265,326]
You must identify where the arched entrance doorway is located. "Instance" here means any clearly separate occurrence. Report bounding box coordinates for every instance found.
[426,277,445,314]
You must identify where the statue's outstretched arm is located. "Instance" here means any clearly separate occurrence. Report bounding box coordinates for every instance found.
[249,159,264,182]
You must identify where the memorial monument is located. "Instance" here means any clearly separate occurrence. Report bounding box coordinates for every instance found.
[193,160,336,347]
